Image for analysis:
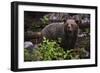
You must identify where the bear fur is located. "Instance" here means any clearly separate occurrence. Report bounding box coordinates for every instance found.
[41,19,79,50]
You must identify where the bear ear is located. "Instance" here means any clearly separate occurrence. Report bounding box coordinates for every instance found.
[63,19,66,23]
[75,20,81,25]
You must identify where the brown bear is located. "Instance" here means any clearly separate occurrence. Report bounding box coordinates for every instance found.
[41,19,79,50]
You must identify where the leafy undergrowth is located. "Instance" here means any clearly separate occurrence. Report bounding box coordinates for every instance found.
[24,37,89,61]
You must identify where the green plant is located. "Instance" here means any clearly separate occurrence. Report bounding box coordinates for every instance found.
[40,16,49,24]
[24,49,32,61]
[35,37,65,60]
[24,37,89,61]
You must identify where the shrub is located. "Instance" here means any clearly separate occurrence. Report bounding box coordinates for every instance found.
[24,37,88,61]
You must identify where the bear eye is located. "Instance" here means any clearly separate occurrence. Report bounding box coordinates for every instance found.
[71,24,73,27]
[66,23,68,25]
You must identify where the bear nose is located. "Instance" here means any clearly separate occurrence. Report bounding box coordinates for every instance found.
[67,25,71,30]
[67,25,73,32]
[68,26,71,29]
